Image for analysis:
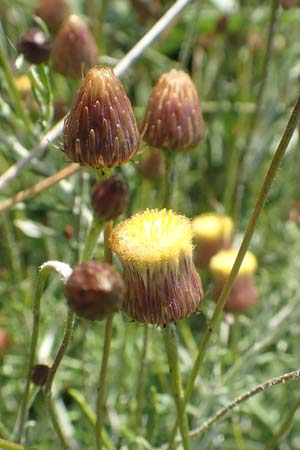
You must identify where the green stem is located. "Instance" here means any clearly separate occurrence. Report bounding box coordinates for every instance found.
[0,25,32,132]
[98,0,110,52]
[263,396,300,450]
[231,314,240,362]
[43,392,69,450]
[162,324,191,450]
[166,95,300,450]
[162,153,174,209]
[95,316,113,450]
[81,217,104,262]
[0,438,37,450]
[134,325,149,430]
[95,219,114,450]
[15,262,71,443]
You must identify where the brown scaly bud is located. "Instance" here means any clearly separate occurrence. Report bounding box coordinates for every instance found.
[142,70,205,151]
[279,0,300,8]
[0,329,10,355]
[17,28,51,64]
[35,0,69,30]
[30,364,50,386]
[65,261,125,321]
[137,149,164,180]
[209,249,258,313]
[63,67,140,168]
[91,174,128,221]
[52,15,98,78]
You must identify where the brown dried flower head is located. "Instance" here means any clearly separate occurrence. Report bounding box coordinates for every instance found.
[143,70,205,151]
[91,174,129,221]
[17,28,51,64]
[63,67,140,168]
[35,0,69,30]
[30,364,50,386]
[52,15,98,78]
[65,261,125,321]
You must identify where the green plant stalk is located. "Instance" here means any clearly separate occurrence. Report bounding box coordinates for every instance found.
[233,0,280,223]
[162,324,191,450]
[81,217,104,262]
[0,30,32,132]
[263,396,300,450]
[95,220,114,450]
[0,438,37,450]
[43,393,69,450]
[134,325,149,430]
[166,95,300,450]
[189,369,300,439]
[231,313,240,362]
[162,153,175,209]
[98,0,110,52]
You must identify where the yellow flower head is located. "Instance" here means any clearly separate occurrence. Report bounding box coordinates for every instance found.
[192,213,233,242]
[14,75,31,96]
[110,209,203,325]
[209,249,257,279]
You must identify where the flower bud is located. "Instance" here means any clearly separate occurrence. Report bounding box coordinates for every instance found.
[142,70,205,151]
[91,174,128,221]
[0,329,10,355]
[63,67,140,168]
[192,213,233,270]
[110,209,203,325]
[14,75,31,98]
[52,15,98,78]
[209,249,258,312]
[279,0,300,8]
[35,0,69,29]
[137,149,164,180]
[65,261,125,321]
[30,364,50,386]
[17,28,51,64]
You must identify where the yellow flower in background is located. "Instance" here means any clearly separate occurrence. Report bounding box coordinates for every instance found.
[110,209,203,325]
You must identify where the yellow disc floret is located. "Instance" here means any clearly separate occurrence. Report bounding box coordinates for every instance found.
[110,209,193,271]
[209,249,257,278]
[192,213,233,242]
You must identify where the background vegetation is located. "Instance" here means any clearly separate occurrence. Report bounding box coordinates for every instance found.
[1,0,300,449]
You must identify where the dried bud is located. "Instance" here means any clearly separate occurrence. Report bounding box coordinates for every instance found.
[110,209,203,325]
[30,364,50,386]
[35,0,69,30]
[0,329,10,355]
[143,70,205,151]
[192,213,234,270]
[64,224,74,240]
[52,15,98,78]
[279,0,300,8]
[209,249,258,312]
[137,149,164,180]
[17,28,51,64]
[91,174,128,221]
[65,261,125,321]
[63,67,140,168]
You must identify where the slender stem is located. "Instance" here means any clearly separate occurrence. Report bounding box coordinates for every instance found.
[0,26,32,132]
[95,316,113,450]
[231,314,240,362]
[233,0,279,223]
[166,95,300,450]
[0,0,193,191]
[162,324,191,450]
[81,217,104,262]
[15,262,72,443]
[189,370,300,439]
[263,396,300,450]
[162,153,174,209]
[43,392,69,450]
[98,0,110,52]
[95,219,114,450]
[134,325,149,430]
[0,438,37,450]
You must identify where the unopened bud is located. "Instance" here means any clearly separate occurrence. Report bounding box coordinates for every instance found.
[35,0,69,30]
[143,70,205,151]
[0,329,10,355]
[63,67,140,168]
[30,364,50,386]
[209,249,258,312]
[17,28,51,64]
[91,174,128,221]
[279,0,300,8]
[137,149,164,180]
[65,261,125,321]
[52,15,98,78]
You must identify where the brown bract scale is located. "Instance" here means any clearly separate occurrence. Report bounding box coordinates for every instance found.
[143,70,205,151]
[63,67,140,168]
[51,15,98,78]
[91,174,128,220]
[65,261,125,321]
[35,0,69,29]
